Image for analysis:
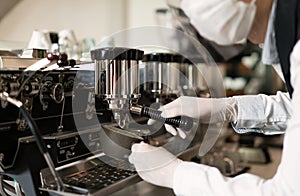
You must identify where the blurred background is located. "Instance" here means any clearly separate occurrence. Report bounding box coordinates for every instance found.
[0,0,166,44]
[0,0,285,95]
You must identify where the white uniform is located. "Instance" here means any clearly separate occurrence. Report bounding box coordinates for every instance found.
[173,43,300,196]
[173,1,299,195]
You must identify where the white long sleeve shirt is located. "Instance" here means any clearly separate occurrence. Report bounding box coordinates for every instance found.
[172,40,300,196]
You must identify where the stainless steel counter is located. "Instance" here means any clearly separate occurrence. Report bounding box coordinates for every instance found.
[111,181,174,196]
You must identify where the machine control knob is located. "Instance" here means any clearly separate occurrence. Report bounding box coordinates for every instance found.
[66,150,75,159]
[51,83,64,103]
[23,81,39,96]
[0,81,20,97]
[40,80,65,110]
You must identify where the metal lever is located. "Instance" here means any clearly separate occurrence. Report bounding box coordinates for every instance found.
[129,105,194,131]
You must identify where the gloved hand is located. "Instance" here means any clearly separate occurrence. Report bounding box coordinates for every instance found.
[149,96,238,138]
[128,142,182,189]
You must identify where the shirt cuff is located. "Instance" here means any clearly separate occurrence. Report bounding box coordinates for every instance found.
[234,95,267,129]
[233,93,290,134]
[231,123,285,135]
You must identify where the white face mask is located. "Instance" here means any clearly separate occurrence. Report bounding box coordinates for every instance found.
[181,0,257,45]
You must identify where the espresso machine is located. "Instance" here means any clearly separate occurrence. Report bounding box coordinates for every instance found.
[0,44,201,195]
[0,48,141,195]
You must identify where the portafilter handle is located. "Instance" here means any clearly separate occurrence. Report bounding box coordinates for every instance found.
[129,105,194,132]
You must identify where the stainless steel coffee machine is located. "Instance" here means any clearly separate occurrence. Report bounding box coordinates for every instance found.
[0,46,201,196]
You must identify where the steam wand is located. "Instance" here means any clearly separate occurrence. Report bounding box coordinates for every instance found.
[0,92,65,191]
[129,105,194,132]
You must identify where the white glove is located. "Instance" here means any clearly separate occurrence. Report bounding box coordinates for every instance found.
[150,96,238,138]
[128,142,182,189]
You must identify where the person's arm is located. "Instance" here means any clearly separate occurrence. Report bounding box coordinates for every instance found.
[174,162,282,196]
[158,91,292,137]
[232,91,292,134]
[247,0,274,44]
